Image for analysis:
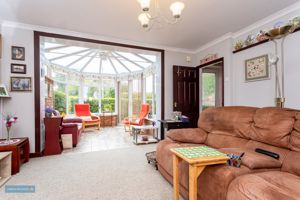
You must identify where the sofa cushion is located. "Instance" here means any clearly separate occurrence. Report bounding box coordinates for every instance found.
[227,171,300,200]
[282,151,300,177]
[220,148,282,170]
[166,128,207,144]
[205,134,249,149]
[249,107,296,148]
[245,140,290,163]
[289,112,300,152]
[198,106,257,138]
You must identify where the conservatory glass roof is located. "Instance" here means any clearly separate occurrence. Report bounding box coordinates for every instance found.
[42,38,158,76]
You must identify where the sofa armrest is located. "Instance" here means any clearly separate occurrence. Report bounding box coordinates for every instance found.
[61,123,78,128]
[166,128,208,144]
[63,118,82,123]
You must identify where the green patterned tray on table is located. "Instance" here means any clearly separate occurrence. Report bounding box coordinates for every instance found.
[173,146,226,159]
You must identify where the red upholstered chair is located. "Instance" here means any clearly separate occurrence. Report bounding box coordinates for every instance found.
[122,103,150,131]
[74,104,100,132]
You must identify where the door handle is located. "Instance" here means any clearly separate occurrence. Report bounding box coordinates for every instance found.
[174,102,177,108]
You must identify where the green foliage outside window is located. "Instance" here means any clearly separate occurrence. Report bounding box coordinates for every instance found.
[84,98,99,113]
[54,91,66,114]
[101,98,115,112]
[202,73,216,110]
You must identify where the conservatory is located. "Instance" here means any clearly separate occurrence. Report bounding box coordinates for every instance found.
[40,37,161,123]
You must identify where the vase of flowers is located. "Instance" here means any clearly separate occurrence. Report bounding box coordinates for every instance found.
[3,114,18,142]
[45,107,54,118]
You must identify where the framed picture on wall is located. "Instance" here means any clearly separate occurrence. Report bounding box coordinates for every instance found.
[11,46,25,61]
[0,84,9,97]
[10,77,32,92]
[11,63,26,74]
[245,54,269,82]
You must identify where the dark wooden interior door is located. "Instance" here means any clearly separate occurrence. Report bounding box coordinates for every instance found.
[173,65,199,127]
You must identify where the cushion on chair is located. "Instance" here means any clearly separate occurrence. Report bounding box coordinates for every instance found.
[75,104,92,116]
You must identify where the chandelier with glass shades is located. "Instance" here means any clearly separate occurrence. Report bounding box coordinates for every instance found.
[137,0,185,30]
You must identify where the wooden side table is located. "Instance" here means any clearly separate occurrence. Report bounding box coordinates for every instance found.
[171,147,229,200]
[0,138,30,175]
[0,152,12,187]
[158,120,189,140]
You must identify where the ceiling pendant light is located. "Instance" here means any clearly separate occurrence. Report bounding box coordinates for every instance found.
[137,0,185,31]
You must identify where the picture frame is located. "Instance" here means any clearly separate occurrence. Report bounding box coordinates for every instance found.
[11,63,27,74]
[10,77,32,92]
[0,84,9,97]
[245,54,269,82]
[11,46,25,61]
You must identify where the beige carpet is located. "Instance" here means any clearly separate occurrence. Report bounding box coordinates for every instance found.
[0,145,182,200]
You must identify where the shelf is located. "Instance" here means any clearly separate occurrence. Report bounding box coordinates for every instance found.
[233,26,300,54]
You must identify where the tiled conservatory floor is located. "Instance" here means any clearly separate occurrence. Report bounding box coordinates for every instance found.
[63,125,135,154]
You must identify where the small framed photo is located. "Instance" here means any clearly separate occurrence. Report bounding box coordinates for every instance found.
[10,77,32,92]
[245,54,269,82]
[11,46,25,60]
[0,84,9,97]
[11,63,26,74]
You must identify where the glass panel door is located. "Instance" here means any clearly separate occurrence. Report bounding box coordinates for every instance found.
[120,81,129,120]
[202,73,216,110]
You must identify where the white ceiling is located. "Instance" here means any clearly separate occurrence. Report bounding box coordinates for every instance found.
[0,0,299,50]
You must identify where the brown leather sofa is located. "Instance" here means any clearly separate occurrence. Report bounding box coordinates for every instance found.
[156,106,300,200]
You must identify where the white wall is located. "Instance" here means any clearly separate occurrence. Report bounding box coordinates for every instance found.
[164,51,196,119]
[0,25,36,152]
[195,7,300,109]
[195,39,233,106]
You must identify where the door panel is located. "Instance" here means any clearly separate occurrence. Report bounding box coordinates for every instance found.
[173,66,199,127]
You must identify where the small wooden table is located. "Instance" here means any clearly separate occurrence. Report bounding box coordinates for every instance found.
[171,146,229,200]
[0,138,30,175]
[159,120,189,140]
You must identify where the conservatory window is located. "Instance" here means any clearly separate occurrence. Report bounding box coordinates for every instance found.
[83,86,99,113]
[120,80,129,120]
[132,78,142,115]
[146,74,156,115]
[101,79,115,112]
[68,85,80,114]
[54,82,67,114]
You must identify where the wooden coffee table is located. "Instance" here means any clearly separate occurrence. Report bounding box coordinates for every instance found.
[0,138,30,175]
[171,146,229,200]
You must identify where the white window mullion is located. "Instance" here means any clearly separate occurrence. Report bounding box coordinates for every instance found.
[152,73,155,115]
[65,76,69,115]
[114,78,118,115]
[142,74,146,103]
[128,79,133,116]
[79,76,84,103]
[99,78,102,113]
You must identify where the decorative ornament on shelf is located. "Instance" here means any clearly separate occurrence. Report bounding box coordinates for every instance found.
[256,30,268,42]
[244,34,256,46]
[3,114,18,143]
[137,0,185,31]
[234,40,244,50]
[200,54,218,65]
[289,16,300,29]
